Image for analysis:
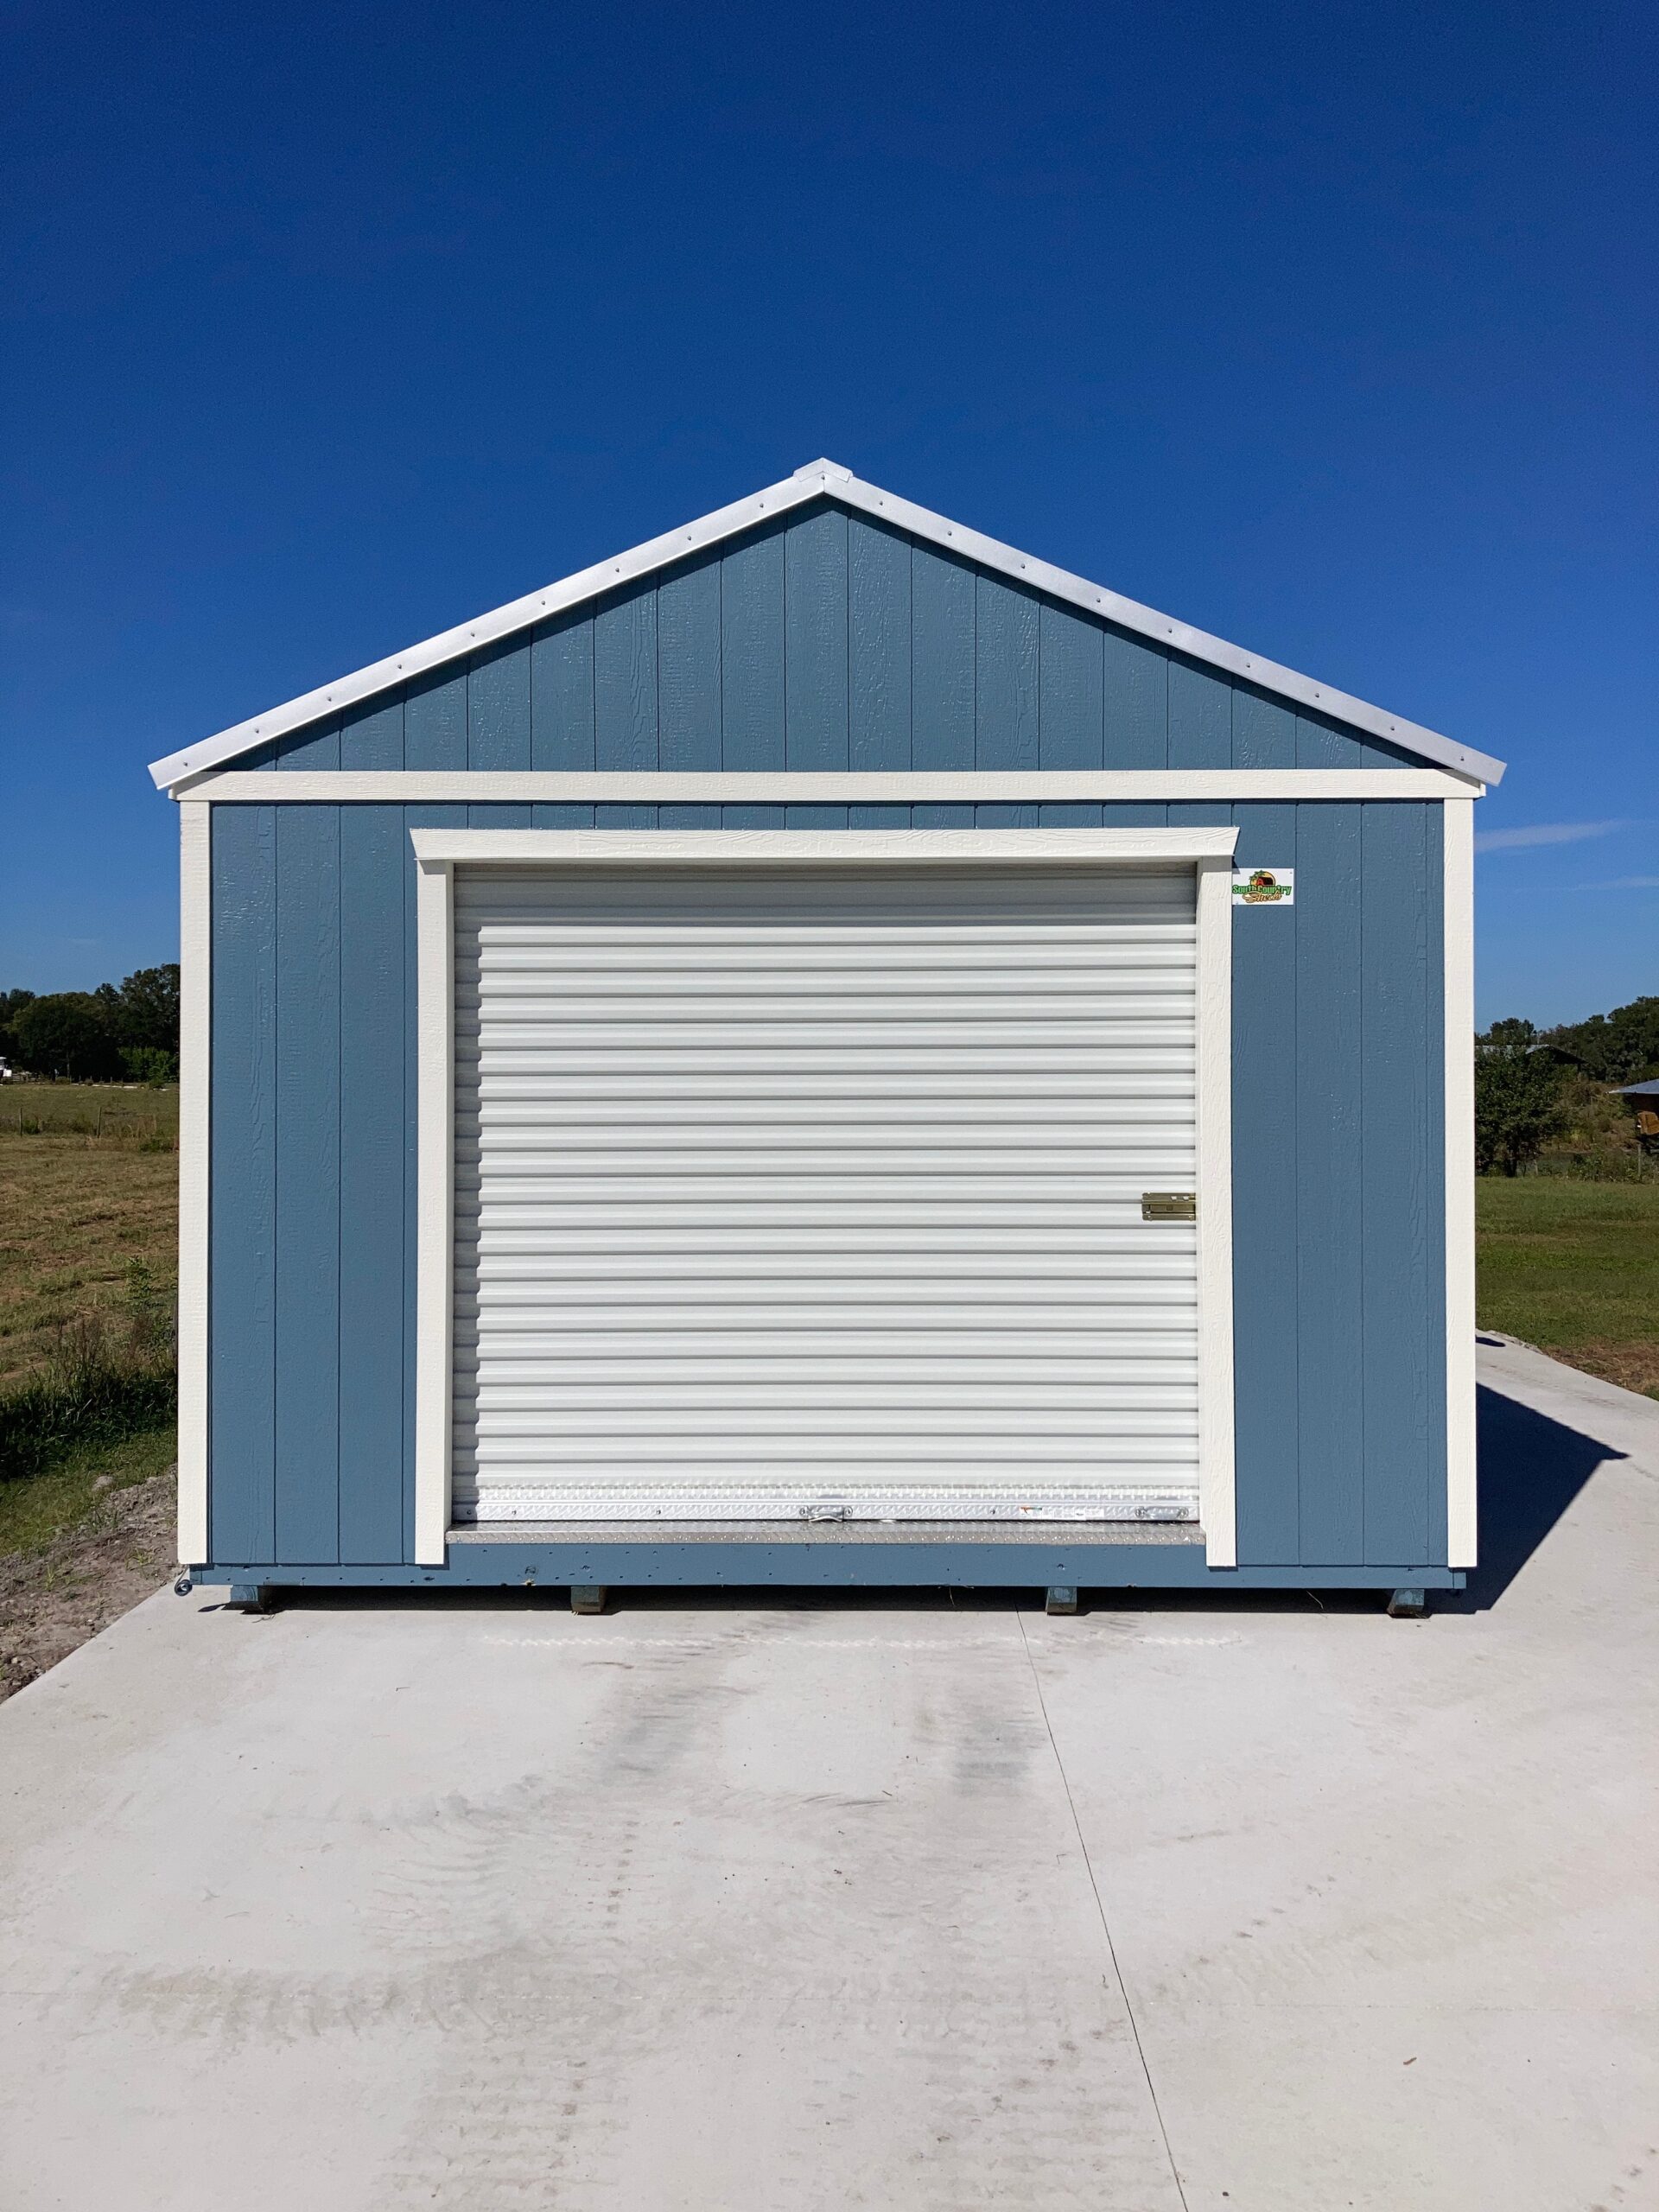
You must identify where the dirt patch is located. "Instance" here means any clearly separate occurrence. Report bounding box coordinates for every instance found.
[0,1459,175,1702]
[1546,1340,1659,1401]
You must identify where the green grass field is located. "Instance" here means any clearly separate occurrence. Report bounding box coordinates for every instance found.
[0,1421,175,1558]
[0,1080,178,1143]
[0,1090,178,1391]
[0,1089,179,1568]
[1477,1176,1659,1398]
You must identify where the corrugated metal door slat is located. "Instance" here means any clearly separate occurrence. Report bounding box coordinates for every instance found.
[454,865,1199,1524]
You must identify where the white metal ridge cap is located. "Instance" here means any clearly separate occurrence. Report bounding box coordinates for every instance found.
[149,454,1505,791]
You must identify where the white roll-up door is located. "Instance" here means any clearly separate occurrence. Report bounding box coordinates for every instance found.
[452,864,1199,1524]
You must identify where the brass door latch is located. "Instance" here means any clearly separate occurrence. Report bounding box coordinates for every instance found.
[1141,1192,1197,1222]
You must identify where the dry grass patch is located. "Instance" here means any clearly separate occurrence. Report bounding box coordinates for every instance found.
[0,1128,177,1389]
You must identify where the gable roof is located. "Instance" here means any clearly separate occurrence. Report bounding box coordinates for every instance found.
[148,458,1505,791]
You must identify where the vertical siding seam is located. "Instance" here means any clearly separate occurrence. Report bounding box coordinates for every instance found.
[973,562,982,768]
[844,519,858,769]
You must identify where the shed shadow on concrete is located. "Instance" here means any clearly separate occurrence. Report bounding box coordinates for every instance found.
[1444,1382,1624,1613]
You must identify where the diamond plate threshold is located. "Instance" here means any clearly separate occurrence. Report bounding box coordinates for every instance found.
[449,1521,1207,1548]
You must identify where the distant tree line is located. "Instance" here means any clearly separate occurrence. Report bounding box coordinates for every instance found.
[1477,993,1659,1177]
[0,967,181,1083]
[1536,995,1659,1085]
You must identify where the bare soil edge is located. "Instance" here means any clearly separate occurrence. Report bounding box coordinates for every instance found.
[1541,1340,1659,1402]
[0,1463,175,1703]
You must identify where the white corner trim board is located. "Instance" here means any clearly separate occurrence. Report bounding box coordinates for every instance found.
[1444,797,1478,1569]
[148,459,1506,791]
[173,768,1482,804]
[176,806,211,1566]
[410,827,1242,1568]
[1194,855,1236,1565]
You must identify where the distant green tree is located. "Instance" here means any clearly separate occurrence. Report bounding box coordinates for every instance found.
[1541,995,1659,1085]
[1475,1018,1569,1176]
[0,988,36,1065]
[12,994,122,1080]
[120,1045,178,1085]
[94,965,181,1056]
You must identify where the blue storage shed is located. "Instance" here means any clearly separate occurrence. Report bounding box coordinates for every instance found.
[152,461,1503,1611]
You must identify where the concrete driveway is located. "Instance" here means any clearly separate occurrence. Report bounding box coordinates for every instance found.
[2,1338,1656,2211]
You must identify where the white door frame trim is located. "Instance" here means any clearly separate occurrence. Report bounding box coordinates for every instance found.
[410,825,1240,1567]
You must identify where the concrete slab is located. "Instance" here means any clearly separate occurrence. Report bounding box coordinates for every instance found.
[1,1342,1656,2210]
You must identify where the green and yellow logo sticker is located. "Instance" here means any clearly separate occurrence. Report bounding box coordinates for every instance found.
[1231,867,1294,906]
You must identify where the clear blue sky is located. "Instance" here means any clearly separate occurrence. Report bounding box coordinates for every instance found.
[3,0,1654,1027]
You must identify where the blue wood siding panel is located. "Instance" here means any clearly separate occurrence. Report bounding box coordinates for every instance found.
[229,502,1420,778]
[340,698,404,770]
[719,804,785,828]
[1233,687,1296,769]
[720,523,785,770]
[467,638,531,771]
[208,805,276,1563]
[974,576,1039,771]
[1360,803,1434,1565]
[1102,628,1167,768]
[849,518,911,769]
[1168,658,1232,770]
[657,555,722,772]
[277,716,340,771]
[404,667,467,770]
[1296,708,1359,768]
[785,505,849,770]
[1038,603,1104,769]
[1293,804,1365,1561]
[594,582,658,772]
[531,613,595,770]
[910,544,975,771]
[272,804,340,1562]
[1230,802,1301,1565]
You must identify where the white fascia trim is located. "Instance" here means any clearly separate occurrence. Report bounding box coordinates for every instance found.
[410,826,1240,866]
[174,767,1480,804]
[149,458,1505,791]
[176,806,211,1566]
[414,857,456,1566]
[1444,797,1478,1568]
[1195,854,1236,1567]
